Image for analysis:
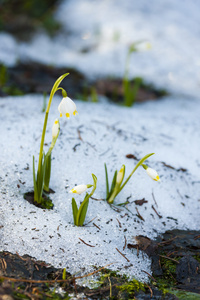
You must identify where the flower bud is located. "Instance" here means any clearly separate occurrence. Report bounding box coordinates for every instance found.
[52,119,60,139]
[146,167,160,182]
[69,184,88,195]
[116,165,125,185]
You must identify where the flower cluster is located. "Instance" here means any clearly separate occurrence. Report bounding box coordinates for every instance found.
[31,73,161,224]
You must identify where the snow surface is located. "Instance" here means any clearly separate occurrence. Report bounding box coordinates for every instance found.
[0,94,200,284]
[0,0,200,286]
[1,0,200,96]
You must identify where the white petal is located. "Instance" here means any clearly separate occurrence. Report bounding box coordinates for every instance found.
[146,167,160,181]
[64,97,77,114]
[69,184,88,194]
[58,97,77,117]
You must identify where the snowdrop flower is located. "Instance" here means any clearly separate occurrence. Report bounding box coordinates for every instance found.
[58,97,77,118]
[146,167,160,182]
[52,119,60,138]
[116,165,125,185]
[70,184,92,195]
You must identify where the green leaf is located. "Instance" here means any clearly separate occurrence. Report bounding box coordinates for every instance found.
[104,163,110,199]
[108,170,117,197]
[72,198,78,225]
[76,192,91,226]
[44,153,51,192]
[78,197,89,226]
[33,155,38,202]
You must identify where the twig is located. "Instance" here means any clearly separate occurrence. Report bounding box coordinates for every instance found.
[93,223,101,230]
[116,218,122,228]
[144,282,153,297]
[157,236,177,246]
[135,207,145,221]
[152,191,158,207]
[108,276,112,298]
[159,255,179,264]
[79,238,95,247]
[110,204,123,213]
[84,216,97,226]
[116,248,130,262]
[90,196,104,201]
[152,205,162,219]
[0,263,114,284]
[77,128,83,141]
[141,270,157,282]
[123,235,127,251]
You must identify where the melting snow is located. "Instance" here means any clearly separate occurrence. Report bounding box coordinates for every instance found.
[0,0,200,285]
[0,94,200,283]
[0,0,200,96]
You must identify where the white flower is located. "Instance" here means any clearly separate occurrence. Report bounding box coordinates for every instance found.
[58,97,78,118]
[69,184,88,195]
[146,167,160,182]
[52,119,60,138]
[116,165,125,185]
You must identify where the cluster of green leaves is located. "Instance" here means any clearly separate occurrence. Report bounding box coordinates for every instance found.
[72,174,97,226]
[0,64,24,96]
[105,153,154,204]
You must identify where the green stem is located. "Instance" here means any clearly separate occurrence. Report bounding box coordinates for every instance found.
[116,152,154,197]
[37,73,69,174]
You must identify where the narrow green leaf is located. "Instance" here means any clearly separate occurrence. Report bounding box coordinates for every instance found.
[76,193,90,226]
[110,170,117,194]
[62,268,66,280]
[44,153,51,192]
[72,198,78,225]
[78,198,89,226]
[104,163,110,199]
[33,156,38,202]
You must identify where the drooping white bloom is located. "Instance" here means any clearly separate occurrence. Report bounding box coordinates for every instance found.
[58,97,78,118]
[146,167,160,182]
[116,165,125,185]
[52,119,60,138]
[69,184,88,195]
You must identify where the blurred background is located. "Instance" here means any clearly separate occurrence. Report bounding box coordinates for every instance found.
[0,0,200,103]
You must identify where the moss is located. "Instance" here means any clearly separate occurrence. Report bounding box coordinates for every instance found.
[156,255,181,288]
[117,278,145,298]
[167,289,200,300]
[193,254,200,264]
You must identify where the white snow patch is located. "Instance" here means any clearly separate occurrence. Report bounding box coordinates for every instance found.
[0,0,200,96]
[0,94,200,284]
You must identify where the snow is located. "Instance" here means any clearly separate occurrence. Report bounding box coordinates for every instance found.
[0,0,200,285]
[0,94,200,284]
[0,0,200,96]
